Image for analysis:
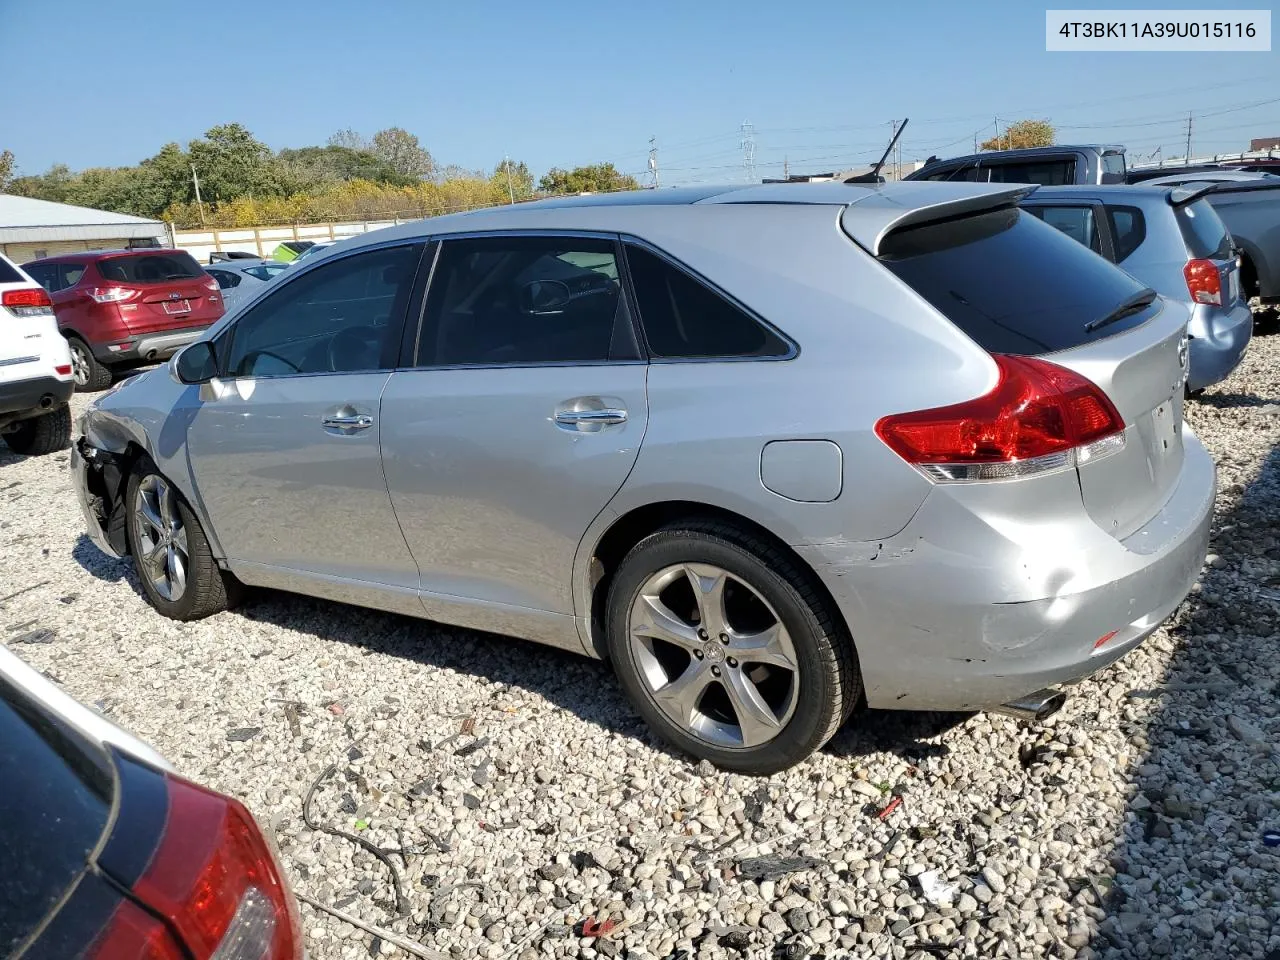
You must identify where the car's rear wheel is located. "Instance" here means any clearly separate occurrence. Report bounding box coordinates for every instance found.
[3,406,71,456]
[606,520,859,774]
[126,461,239,620]
[68,337,112,392]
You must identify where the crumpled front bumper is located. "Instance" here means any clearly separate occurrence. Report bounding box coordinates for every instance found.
[71,436,124,559]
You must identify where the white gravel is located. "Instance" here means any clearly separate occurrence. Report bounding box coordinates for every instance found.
[3,337,1280,960]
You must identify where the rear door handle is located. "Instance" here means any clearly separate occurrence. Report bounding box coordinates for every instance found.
[554,409,627,426]
[322,413,374,430]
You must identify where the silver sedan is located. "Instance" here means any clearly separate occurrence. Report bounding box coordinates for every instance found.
[72,182,1214,772]
[203,259,289,314]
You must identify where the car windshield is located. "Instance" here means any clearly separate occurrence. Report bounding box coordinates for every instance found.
[879,206,1154,354]
[98,252,204,284]
[0,676,113,955]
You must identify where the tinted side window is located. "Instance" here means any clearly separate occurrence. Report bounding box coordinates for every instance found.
[419,236,629,366]
[923,164,983,182]
[1107,206,1147,262]
[1101,152,1127,183]
[987,159,1076,185]
[1025,205,1102,254]
[0,259,25,284]
[208,269,240,289]
[226,244,420,377]
[20,263,52,289]
[879,207,1153,354]
[59,264,86,289]
[625,245,791,359]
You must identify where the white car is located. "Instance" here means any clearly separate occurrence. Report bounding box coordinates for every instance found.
[0,253,75,455]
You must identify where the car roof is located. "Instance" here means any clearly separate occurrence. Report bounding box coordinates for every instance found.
[918,144,1126,169]
[1023,184,1177,206]
[320,181,1030,260]
[25,248,188,264]
[209,258,276,270]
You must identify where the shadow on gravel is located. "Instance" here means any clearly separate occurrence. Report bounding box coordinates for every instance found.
[1091,443,1280,959]
[72,533,131,582]
[231,588,953,767]
[1192,393,1278,410]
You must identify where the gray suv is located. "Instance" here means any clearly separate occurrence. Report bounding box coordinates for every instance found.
[72,182,1213,772]
[907,144,1127,186]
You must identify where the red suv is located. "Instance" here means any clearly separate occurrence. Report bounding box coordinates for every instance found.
[23,249,224,391]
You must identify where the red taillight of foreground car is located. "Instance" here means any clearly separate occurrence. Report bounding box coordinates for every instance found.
[127,776,302,960]
[875,354,1126,482]
[1184,259,1222,306]
[1,287,52,308]
[86,286,140,304]
[91,898,186,959]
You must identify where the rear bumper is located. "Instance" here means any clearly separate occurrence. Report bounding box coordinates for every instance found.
[1186,301,1253,392]
[800,429,1215,711]
[0,374,74,421]
[96,326,210,363]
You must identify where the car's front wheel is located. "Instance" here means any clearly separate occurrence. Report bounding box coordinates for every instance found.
[126,461,240,620]
[3,406,71,456]
[606,520,860,774]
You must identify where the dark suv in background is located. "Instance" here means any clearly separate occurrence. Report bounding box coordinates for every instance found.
[23,250,224,391]
[906,144,1127,186]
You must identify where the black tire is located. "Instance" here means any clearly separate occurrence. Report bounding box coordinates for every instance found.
[3,405,71,456]
[68,337,113,392]
[606,519,860,774]
[125,459,241,620]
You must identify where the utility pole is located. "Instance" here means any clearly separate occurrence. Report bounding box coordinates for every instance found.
[783,156,789,179]
[503,156,515,204]
[1184,112,1193,163]
[647,136,659,189]
[993,117,1001,151]
[190,164,206,227]
[740,121,756,183]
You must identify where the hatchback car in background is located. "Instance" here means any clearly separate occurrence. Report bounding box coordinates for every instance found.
[73,182,1213,772]
[205,258,290,313]
[1021,184,1252,393]
[0,644,302,959]
[23,249,225,391]
[906,144,1127,186]
[0,254,75,455]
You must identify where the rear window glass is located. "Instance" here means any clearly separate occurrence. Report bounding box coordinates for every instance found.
[1107,206,1146,261]
[98,252,203,283]
[0,259,24,284]
[0,680,112,956]
[1177,199,1233,260]
[879,206,1153,355]
[1102,152,1127,183]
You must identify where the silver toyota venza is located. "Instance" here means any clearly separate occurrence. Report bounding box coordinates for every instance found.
[73,182,1214,773]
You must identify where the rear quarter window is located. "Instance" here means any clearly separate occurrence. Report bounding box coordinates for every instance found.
[879,206,1154,355]
[1177,199,1233,260]
[1101,152,1127,184]
[1106,206,1147,262]
[98,252,204,283]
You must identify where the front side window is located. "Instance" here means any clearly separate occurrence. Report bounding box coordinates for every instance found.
[1024,205,1101,254]
[418,236,630,366]
[625,244,792,359]
[225,244,420,378]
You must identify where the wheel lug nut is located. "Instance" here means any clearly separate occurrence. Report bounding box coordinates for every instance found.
[695,650,704,659]
[697,629,708,640]
[711,666,721,677]
[719,634,728,643]
[727,657,737,667]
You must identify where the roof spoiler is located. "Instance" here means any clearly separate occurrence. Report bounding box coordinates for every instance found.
[1168,179,1280,205]
[841,182,1038,255]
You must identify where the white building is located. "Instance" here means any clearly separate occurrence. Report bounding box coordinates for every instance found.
[0,195,172,264]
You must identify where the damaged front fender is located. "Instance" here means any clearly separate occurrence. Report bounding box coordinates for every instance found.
[71,435,132,558]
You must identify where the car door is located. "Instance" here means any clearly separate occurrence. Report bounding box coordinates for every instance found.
[380,234,648,635]
[184,241,427,613]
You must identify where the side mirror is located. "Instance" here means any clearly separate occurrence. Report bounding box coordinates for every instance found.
[519,279,571,315]
[173,341,218,384]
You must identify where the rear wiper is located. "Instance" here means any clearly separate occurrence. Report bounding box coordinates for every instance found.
[1085,288,1158,333]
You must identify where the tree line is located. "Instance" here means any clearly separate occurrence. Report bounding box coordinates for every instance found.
[0,125,641,228]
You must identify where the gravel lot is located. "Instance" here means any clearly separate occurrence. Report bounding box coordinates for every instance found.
[3,336,1279,960]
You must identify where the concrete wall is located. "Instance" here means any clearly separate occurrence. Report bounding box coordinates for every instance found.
[173,220,400,263]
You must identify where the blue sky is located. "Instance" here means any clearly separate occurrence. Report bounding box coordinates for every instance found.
[1,0,1276,183]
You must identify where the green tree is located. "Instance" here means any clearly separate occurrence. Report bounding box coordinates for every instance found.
[370,127,434,180]
[188,123,279,201]
[981,119,1054,151]
[0,150,14,192]
[9,164,75,203]
[490,159,534,200]
[277,145,413,188]
[327,128,369,151]
[538,163,640,195]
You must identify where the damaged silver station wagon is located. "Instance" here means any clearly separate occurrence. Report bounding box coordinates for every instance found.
[72,182,1214,773]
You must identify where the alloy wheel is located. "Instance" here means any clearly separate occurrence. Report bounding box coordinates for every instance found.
[628,563,800,749]
[70,342,90,387]
[133,474,188,602]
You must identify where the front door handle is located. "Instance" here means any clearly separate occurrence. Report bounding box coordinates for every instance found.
[322,413,374,430]
[554,409,628,427]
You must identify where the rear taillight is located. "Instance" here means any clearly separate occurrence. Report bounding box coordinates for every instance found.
[875,354,1127,482]
[87,286,140,304]
[130,776,302,960]
[2,286,53,317]
[91,899,185,959]
[1184,259,1222,306]
[203,278,219,292]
